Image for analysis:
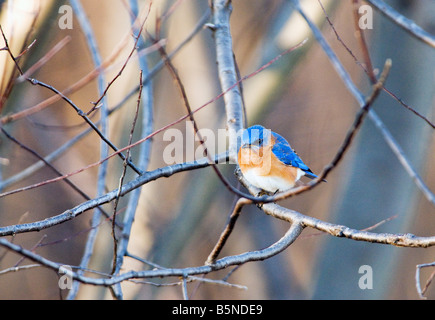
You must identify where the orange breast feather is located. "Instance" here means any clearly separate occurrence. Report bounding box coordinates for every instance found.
[238,145,299,185]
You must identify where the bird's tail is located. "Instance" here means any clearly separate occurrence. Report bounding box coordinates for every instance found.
[304,171,327,182]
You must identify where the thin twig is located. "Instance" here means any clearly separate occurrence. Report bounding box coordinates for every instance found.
[351,0,377,83]
[206,198,252,264]
[86,4,151,115]
[0,127,110,218]
[111,70,143,274]
[0,24,24,75]
[16,36,71,82]
[0,264,42,276]
[13,234,46,268]
[382,86,435,129]
[26,78,143,175]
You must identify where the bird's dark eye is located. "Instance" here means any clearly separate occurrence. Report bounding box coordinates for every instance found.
[252,138,263,146]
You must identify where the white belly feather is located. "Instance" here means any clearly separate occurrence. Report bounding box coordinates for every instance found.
[242,168,305,193]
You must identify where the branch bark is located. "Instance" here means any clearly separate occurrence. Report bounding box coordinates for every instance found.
[212,0,244,162]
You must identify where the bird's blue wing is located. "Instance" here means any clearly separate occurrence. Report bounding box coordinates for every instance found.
[271,131,318,178]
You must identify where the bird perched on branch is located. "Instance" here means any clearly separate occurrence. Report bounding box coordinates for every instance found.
[237,125,321,193]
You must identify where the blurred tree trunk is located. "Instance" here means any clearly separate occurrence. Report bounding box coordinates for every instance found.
[312,1,435,299]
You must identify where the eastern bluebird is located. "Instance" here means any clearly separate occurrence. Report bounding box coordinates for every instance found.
[237,125,320,193]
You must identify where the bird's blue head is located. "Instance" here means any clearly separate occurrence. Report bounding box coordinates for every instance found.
[240,125,272,149]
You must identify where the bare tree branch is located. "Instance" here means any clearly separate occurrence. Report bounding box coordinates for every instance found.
[0,221,304,286]
[211,0,244,162]
[0,152,228,237]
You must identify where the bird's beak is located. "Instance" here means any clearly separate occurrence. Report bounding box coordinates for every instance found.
[241,143,251,149]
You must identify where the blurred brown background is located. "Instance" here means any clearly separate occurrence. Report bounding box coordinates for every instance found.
[0,0,434,299]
